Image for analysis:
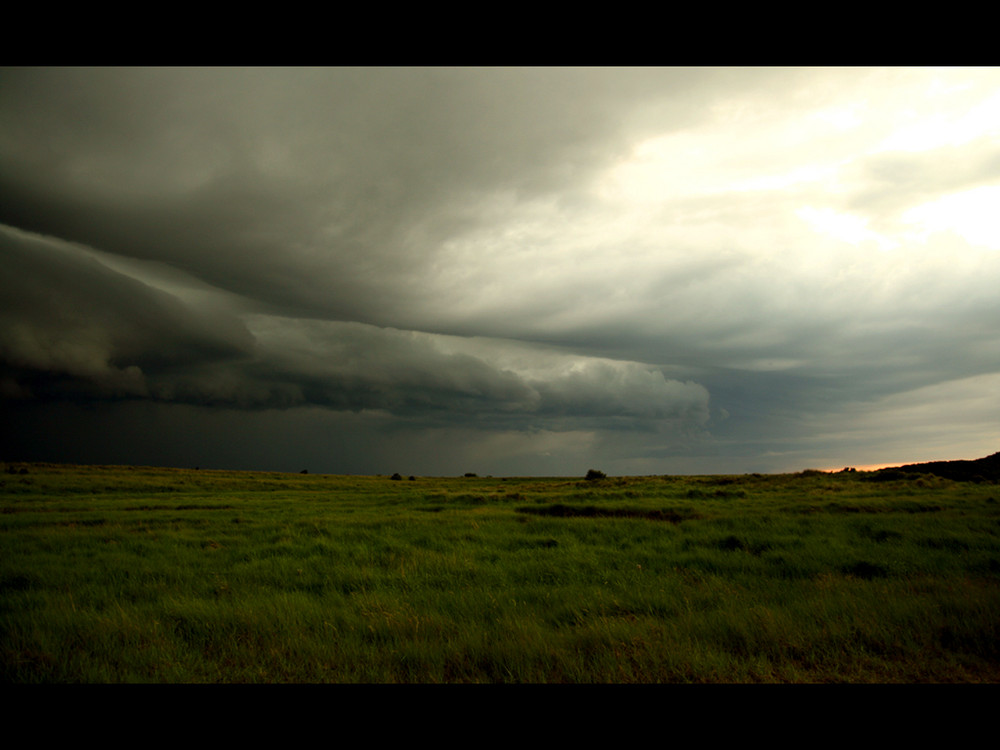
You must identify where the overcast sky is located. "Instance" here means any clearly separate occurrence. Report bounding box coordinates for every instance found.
[2,66,998,475]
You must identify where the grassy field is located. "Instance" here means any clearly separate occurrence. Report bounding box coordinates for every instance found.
[2,462,999,683]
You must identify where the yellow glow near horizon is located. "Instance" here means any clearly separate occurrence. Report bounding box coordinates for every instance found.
[817,462,906,473]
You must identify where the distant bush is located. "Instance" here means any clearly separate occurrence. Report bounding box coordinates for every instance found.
[390,473,402,481]
[585,469,606,481]
[464,473,477,478]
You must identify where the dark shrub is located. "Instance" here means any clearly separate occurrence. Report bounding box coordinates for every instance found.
[585,469,606,481]
[719,535,745,551]
[390,473,402,481]
[841,560,889,579]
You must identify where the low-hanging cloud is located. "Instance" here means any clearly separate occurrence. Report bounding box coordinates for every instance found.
[1,224,710,436]
[244,315,710,430]
[0,225,257,400]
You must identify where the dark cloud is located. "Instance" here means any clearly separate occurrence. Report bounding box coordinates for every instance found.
[0,67,797,327]
[2,67,998,473]
[0,225,256,401]
[0,225,710,440]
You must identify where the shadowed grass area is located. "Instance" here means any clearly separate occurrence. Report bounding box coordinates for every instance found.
[2,462,999,682]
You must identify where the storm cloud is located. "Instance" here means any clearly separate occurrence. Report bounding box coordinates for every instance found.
[1,67,998,475]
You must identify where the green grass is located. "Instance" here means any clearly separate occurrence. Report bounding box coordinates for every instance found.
[2,463,999,682]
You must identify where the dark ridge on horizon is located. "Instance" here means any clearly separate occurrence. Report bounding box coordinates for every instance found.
[879,451,1000,483]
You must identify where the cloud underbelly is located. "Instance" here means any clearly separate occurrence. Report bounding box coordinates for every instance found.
[244,316,711,430]
[0,224,709,433]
